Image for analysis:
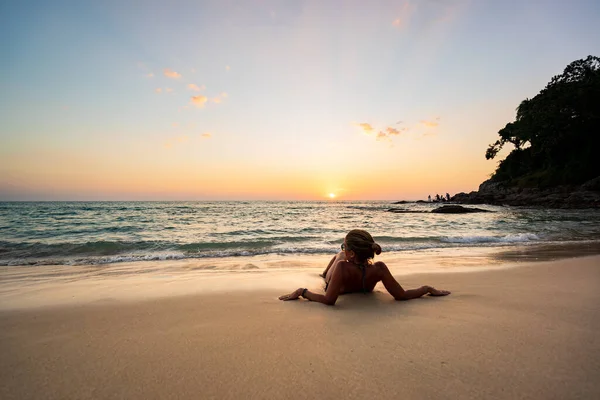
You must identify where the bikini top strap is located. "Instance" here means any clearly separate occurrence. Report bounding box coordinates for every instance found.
[358,262,366,294]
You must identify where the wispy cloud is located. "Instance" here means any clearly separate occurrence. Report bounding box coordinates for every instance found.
[376,126,407,142]
[356,121,408,143]
[155,88,163,94]
[356,122,375,135]
[392,1,416,29]
[191,95,208,108]
[420,117,440,128]
[211,92,228,104]
[164,135,189,149]
[201,132,212,139]
[376,131,389,141]
[164,68,182,79]
[225,65,231,71]
[165,87,174,93]
[146,73,154,78]
[188,84,205,91]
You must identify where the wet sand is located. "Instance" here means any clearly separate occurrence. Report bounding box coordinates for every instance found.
[1,254,599,399]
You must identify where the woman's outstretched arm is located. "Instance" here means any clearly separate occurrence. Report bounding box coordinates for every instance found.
[279,261,344,306]
[378,261,450,300]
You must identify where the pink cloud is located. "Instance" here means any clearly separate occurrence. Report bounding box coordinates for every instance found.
[385,127,401,136]
[164,68,182,79]
[392,2,416,29]
[188,84,205,91]
[376,131,389,141]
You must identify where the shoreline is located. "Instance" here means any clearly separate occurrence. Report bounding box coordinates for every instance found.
[1,242,600,311]
[1,255,599,399]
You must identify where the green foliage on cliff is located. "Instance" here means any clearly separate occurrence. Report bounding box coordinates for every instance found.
[486,56,600,187]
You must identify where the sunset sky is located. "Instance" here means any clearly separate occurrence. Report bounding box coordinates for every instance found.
[1,0,599,200]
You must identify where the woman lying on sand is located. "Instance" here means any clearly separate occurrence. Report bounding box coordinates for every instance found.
[279,229,450,306]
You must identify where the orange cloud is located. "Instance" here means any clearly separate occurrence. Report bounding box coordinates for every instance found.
[164,68,182,79]
[385,127,401,136]
[376,126,407,142]
[420,119,440,128]
[188,84,205,91]
[165,87,174,93]
[211,92,228,104]
[201,133,212,139]
[358,121,407,143]
[356,123,374,134]
[376,131,389,141]
[155,88,163,93]
[191,95,208,108]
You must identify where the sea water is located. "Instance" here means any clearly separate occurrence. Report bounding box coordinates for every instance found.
[1,201,599,267]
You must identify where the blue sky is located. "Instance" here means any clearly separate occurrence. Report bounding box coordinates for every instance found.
[1,0,599,200]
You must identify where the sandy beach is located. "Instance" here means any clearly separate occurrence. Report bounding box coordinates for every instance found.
[1,254,599,399]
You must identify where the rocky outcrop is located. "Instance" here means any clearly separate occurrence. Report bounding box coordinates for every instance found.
[451,177,600,208]
[386,206,490,214]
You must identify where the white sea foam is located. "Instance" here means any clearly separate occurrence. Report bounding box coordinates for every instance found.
[1,201,599,267]
[441,233,540,244]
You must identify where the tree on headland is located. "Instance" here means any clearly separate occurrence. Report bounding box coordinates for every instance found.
[485,56,600,187]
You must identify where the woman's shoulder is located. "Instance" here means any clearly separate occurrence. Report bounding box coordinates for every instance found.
[372,261,388,270]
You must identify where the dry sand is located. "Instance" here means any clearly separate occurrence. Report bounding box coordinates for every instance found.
[1,255,600,399]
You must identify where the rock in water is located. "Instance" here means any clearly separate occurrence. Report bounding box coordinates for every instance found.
[431,205,491,213]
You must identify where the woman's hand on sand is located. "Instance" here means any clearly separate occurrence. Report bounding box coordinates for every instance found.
[279,288,303,301]
[428,287,451,296]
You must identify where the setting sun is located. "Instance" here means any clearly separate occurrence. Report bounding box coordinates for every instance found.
[329,193,336,199]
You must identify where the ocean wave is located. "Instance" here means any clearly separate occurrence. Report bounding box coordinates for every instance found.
[0,233,546,265]
[0,240,529,266]
[440,233,540,244]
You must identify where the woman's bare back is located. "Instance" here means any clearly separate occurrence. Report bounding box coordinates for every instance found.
[326,260,385,294]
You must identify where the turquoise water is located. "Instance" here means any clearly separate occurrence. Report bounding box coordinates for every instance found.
[1,201,599,266]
